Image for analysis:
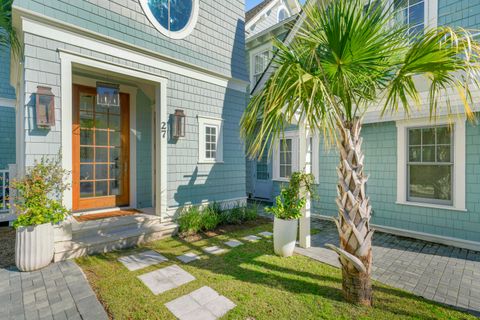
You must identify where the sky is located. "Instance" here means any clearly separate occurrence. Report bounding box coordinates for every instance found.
[246,0,306,11]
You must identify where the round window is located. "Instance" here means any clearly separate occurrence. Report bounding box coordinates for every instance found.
[140,0,199,39]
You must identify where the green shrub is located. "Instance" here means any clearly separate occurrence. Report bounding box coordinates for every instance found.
[177,206,202,234]
[200,206,221,230]
[244,204,259,221]
[266,171,315,220]
[177,201,260,235]
[12,156,70,228]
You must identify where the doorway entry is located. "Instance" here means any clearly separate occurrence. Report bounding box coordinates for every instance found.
[72,84,130,211]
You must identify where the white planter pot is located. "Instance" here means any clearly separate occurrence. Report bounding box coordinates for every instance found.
[15,222,54,272]
[273,217,298,257]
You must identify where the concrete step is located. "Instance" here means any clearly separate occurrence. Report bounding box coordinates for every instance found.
[71,213,164,239]
[54,221,177,262]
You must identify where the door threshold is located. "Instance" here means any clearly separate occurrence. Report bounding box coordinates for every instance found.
[72,206,134,217]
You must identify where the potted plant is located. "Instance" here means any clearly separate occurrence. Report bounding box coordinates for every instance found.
[266,172,315,257]
[12,156,69,271]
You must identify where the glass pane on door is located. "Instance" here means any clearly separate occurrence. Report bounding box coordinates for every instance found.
[256,147,269,180]
[78,92,124,198]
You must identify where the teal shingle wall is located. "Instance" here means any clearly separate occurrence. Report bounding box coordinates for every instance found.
[438,0,480,29]
[312,121,480,243]
[136,90,153,208]
[0,106,16,170]
[0,46,15,99]
[14,0,248,81]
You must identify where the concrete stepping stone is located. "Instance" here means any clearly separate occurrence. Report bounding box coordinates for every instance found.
[177,252,201,263]
[224,240,243,248]
[202,246,227,255]
[165,286,236,320]
[258,231,273,238]
[242,235,262,242]
[138,265,195,295]
[118,250,168,271]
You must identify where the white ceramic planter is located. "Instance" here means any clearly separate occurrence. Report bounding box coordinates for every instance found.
[273,217,298,257]
[15,222,54,272]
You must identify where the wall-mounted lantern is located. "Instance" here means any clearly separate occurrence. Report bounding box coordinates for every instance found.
[35,86,55,127]
[96,82,120,107]
[173,109,186,138]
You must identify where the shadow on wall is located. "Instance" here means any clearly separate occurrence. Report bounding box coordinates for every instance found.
[172,18,248,214]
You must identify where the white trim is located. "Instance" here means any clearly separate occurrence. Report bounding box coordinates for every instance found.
[314,214,480,252]
[426,0,438,30]
[246,0,280,30]
[197,116,224,164]
[387,0,438,30]
[0,98,16,108]
[139,0,199,40]
[20,16,248,92]
[277,4,290,23]
[249,42,272,89]
[312,134,320,183]
[71,75,138,209]
[272,130,299,182]
[396,116,466,211]
[60,51,168,219]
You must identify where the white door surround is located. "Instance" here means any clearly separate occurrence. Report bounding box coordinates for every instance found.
[59,51,168,218]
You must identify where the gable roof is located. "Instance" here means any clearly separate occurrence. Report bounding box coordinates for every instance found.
[246,0,275,23]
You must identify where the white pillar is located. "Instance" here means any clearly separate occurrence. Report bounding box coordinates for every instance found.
[298,122,311,248]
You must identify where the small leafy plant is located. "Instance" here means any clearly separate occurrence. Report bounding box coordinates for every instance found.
[266,171,315,220]
[12,156,70,228]
[177,202,259,234]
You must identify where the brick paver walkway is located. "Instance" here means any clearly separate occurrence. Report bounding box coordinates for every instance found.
[0,260,107,320]
[296,218,480,316]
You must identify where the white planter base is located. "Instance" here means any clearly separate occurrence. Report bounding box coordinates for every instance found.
[273,217,298,257]
[16,223,54,272]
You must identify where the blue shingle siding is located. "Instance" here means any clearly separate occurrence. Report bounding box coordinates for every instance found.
[0,106,16,170]
[438,0,480,29]
[136,90,153,209]
[14,0,248,81]
[312,121,480,243]
[0,46,16,100]
[21,31,247,211]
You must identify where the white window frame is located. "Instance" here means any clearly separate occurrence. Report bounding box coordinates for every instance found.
[277,4,290,22]
[139,0,200,40]
[272,130,319,182]
[396,116,466,211]
[249,43,272,88]
[198,116,223,164]
[388,0,438,31]
[273,131,298,182]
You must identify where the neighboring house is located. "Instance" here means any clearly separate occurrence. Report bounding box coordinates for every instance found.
[0,0,249,255]
[245,0,301,200]
[246,0,480,250]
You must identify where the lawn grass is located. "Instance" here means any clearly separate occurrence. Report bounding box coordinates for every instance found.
[77,223,476,319]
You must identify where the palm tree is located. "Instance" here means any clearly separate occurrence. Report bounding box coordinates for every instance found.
[241,0,480,306]
[0,0,20,56]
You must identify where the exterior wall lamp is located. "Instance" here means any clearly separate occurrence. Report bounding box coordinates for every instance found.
[35,86,55,127]
[173,109,186,138]
[96,82,120,107]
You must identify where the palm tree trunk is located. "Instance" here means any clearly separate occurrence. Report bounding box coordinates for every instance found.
[326,117,374,306]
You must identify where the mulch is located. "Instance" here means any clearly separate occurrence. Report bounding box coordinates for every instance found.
[0,227,15,268]
[179,217,272,242]
[74,209,141,222]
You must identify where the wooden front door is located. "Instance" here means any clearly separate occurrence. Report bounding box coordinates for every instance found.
[72,84,130,211]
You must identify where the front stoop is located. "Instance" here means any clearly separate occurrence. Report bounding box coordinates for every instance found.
[53,214,178,261]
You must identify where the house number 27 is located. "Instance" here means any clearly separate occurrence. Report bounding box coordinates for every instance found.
[161,122,167,138]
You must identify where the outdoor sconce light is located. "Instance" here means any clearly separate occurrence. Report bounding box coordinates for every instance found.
[173,109,186,138]
[35,86,55,127]
[96,82,120,107]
